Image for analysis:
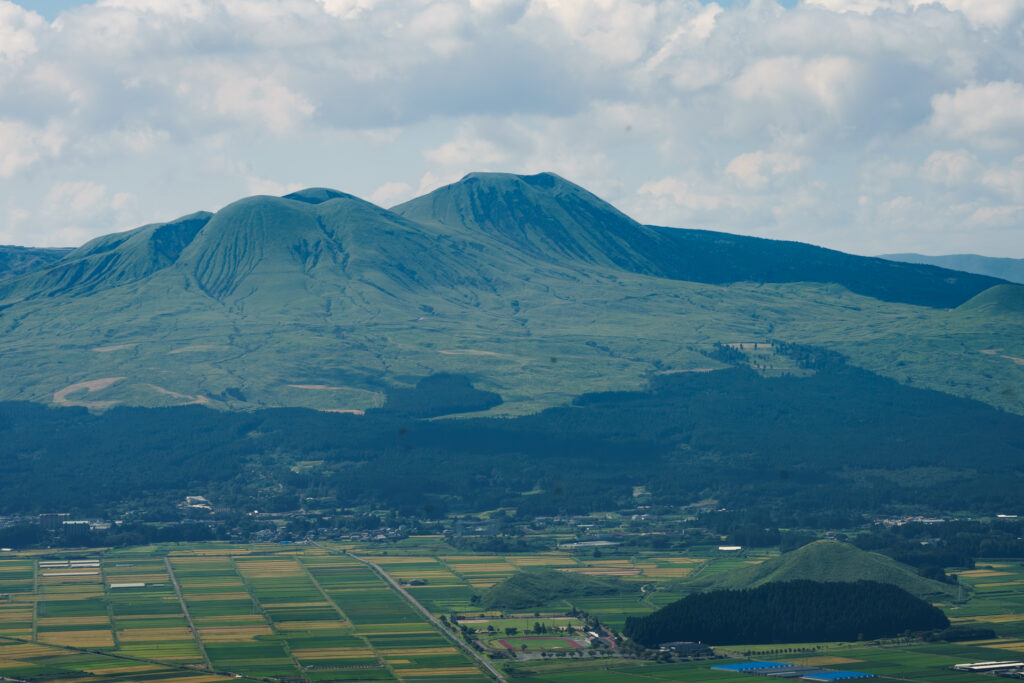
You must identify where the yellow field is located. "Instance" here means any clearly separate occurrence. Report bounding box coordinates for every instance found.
[957,569,1013,578]
[117,628,195,642]
[276,620,348,631]
[235,559,305,577]
[0,610,32,623]
[397,667,480,676]
[38,616,109,627]
[641,567,693,578]
[38,630,115,647]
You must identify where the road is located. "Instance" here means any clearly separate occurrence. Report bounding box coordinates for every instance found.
[313,543,507,682]
[164,557,212,669]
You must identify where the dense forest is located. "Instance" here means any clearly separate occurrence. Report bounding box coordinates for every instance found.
[623,580,950,647]
[1,348,1023,518]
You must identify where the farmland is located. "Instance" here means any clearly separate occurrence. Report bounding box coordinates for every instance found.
[5,538,1024,681]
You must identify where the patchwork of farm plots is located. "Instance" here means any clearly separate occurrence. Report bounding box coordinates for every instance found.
[0,545,487,682]
[8,539,1024,682]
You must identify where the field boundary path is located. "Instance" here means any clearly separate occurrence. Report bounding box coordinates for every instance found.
[313,543,507,682]
[163,556,212,669]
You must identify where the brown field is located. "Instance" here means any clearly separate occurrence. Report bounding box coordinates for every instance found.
[0,610,32,622]
[38,630,116,647]
[641,568,693,578]
[275,620,348,631]
[38,616,110,627]
[117,627,195,642]
[0,643,58,658]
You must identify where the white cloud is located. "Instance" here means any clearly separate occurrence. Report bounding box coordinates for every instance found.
[805,0,1021,27]
[0,1,43,64]
[0,119,66,177]
[370,181,414,207]
[638,177,724,212]
[731,56,861,116]
[726,151,808,187]
[920,149,977,185]
[0,0,1020,257]
[424,132,509,167]
[43,180,110,216]
[928,81,1024,149]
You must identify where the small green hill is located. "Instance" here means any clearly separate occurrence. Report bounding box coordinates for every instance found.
[692,540,957,601]
[957,284,1024,316]
[481,569,636,610]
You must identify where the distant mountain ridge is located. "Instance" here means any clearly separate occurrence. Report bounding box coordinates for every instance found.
[882,253,1024,285]
[0,171,1020,414]
[0,245,73,282]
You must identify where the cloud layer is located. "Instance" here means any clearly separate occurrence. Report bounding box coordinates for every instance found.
[1,0,1022,256]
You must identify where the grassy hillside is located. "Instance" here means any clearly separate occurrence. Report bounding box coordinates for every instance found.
[0,173,1021,415]
[691,540,958,600]
[0,245,72,281]
[957,284,1024,316]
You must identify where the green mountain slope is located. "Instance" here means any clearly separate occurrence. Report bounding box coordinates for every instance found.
[957,284,1024,316]
[692,540,957,600]
[0,246,73,282]
[0,172,1021,414]
[883,253,1024,285]
[395,172,1004,309]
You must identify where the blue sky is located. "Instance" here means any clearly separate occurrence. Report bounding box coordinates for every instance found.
[1,0,1022,257]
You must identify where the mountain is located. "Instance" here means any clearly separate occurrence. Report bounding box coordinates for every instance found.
[691,540,957,601]
[882,253,1024,285]
[0,172,1021,415]
[395,172,1005,309]
[0,245,73,282]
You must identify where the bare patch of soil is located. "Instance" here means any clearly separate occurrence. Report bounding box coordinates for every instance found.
[53,377,125,409]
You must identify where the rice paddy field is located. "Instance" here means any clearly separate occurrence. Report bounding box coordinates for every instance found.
[4,539,1024,681]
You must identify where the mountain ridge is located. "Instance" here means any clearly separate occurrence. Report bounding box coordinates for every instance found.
[0,172,1020,415]
[882,253,1024,285]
